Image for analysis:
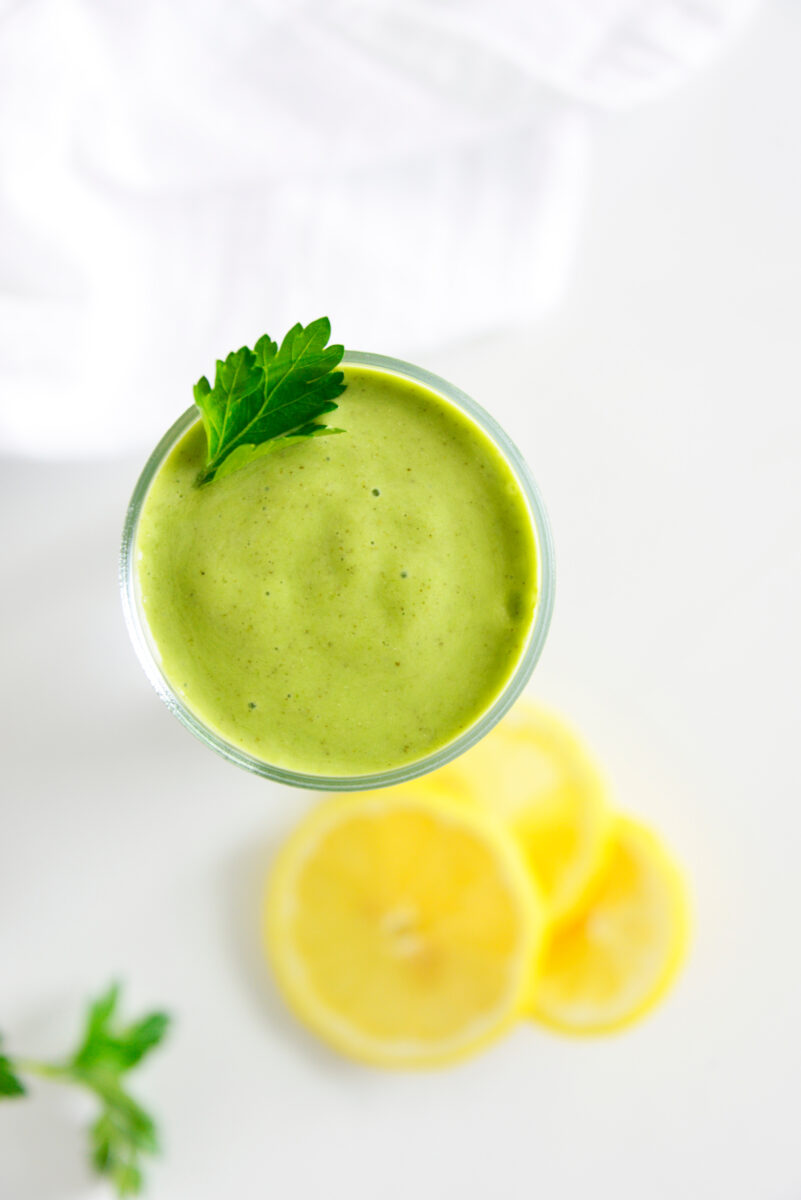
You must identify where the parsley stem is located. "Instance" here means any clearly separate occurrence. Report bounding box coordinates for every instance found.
[13,1058,71,1081]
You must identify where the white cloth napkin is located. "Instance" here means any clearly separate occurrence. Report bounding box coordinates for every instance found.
[0,0,756,458]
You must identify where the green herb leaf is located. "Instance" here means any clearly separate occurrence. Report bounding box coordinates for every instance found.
[90,1081,159,1196]
[71,982,169,1075]
[193,347,264,470]
[0,1042,26,1098]
[194,316,346,484]
[0,985,170,1196]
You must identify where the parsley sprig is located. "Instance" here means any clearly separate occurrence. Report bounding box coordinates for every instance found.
[0,983,170,1196]
[193,315,346,484]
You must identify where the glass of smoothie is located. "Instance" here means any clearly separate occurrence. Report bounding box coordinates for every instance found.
[120,351,554,790]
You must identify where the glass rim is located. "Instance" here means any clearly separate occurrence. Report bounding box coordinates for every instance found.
[120,350,555,791]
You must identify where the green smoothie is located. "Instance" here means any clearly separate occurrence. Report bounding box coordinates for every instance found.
[135,365,538,775]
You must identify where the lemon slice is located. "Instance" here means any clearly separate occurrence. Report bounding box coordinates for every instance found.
[530,815,689,1034]
[429,704,611,925]
[265,789,546,1067]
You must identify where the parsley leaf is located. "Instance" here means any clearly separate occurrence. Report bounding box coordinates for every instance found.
[0,983,170,1197]
[71,983,169,1075]
[89,1081,158,1197]
[193,316,346,485]
[0,1040,26,1097]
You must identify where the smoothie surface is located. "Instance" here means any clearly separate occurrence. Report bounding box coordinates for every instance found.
[135,365,538,775]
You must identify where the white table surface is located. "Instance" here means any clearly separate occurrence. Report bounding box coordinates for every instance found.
[2,4,801,1198]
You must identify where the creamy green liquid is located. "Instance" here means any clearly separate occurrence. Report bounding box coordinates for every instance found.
[135,366,538,776]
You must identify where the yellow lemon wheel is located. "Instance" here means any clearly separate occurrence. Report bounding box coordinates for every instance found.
[530,815,689,1034]
[428,704,611,927]
[265,789,547,1068]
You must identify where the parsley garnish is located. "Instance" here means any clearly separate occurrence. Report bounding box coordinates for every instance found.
[193,316,346,484]
[0,983,170,1196]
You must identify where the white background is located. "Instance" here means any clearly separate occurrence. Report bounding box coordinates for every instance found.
[2,3,800,1199]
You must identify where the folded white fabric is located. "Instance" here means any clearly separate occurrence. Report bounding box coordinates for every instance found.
[0,0,756,457]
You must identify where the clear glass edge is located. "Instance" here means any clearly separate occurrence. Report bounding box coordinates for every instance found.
[119,350,556,792]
